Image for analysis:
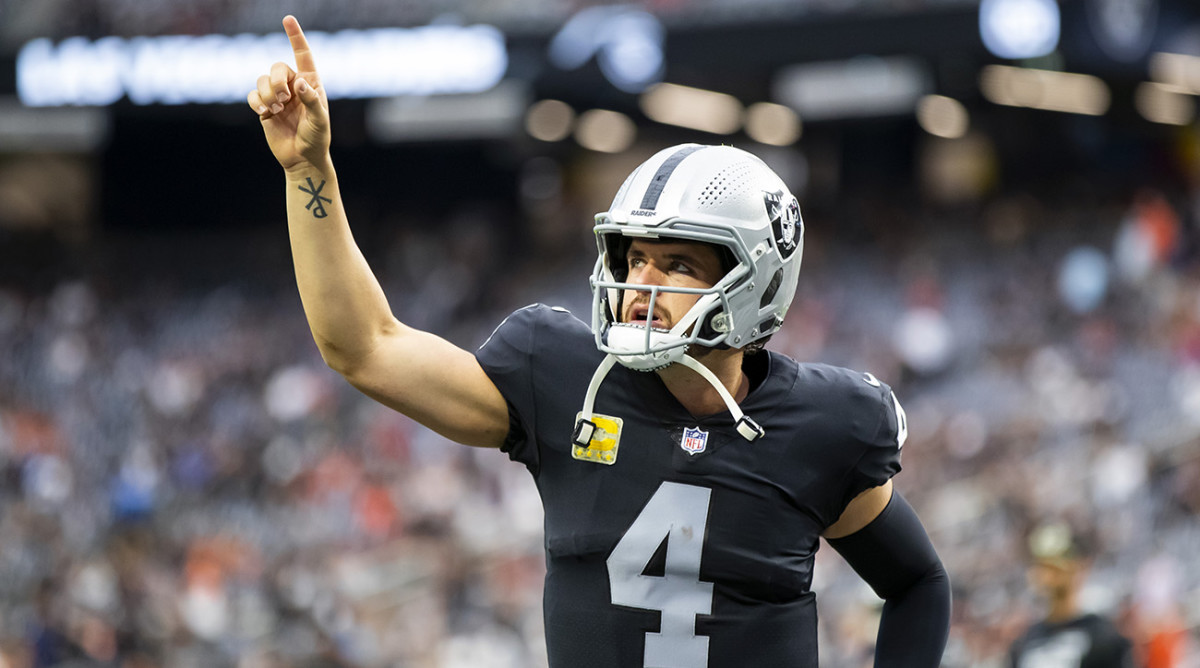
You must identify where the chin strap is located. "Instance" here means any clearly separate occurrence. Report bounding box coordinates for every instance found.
[667,292,718,339]
[572,352,764,448]
[675,355,764,442]
[572,354,618,447]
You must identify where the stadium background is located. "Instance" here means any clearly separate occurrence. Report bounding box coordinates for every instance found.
[1,0,1199,665]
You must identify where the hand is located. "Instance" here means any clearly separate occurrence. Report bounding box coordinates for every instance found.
[248,15,330,173]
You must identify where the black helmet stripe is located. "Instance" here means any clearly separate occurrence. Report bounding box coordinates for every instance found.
[638,145,704,210]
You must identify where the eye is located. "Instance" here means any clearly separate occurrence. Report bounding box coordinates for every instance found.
[671,261,692,274]
[628,256,646,269]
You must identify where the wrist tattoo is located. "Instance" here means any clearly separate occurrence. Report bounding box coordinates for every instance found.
[298,177,332,218]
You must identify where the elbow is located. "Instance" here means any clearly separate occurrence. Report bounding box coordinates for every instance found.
[312,321,395,379]
[884,559,950,602]
[315,339,377,382]
[875,563,952,668]
[315,341,358,377]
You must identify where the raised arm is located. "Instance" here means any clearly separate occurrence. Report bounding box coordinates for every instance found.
[248,16,509,448]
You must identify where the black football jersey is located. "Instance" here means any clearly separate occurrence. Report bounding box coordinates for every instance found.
[476,304,905,668]
[1009,614,1135,668]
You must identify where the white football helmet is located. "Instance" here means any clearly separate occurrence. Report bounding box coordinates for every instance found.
[590,143,804,370]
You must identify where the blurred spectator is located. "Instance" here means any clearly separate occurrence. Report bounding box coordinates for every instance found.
[1008,522,1135,668]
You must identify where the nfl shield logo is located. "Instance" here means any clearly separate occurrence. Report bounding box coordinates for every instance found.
[681,427,709,455]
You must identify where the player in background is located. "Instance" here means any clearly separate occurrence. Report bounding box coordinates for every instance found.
[1009,522,1136,668]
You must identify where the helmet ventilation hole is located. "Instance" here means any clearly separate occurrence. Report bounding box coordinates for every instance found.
[698,160,756,208]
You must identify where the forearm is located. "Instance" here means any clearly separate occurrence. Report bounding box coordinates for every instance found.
[874,562,951,667]
[250,17,512,449]
[285,159,398,373]
[828,492,951,668]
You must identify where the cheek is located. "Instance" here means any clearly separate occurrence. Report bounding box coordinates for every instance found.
[617,289,639,320]
[652,293,697,320]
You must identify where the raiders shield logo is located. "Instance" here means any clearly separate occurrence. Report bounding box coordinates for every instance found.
[764,190,802,259]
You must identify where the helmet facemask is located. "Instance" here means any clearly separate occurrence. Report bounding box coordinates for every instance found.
[590,224,754,371]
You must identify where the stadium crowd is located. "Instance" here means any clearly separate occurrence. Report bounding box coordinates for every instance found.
[0,161,1199,668]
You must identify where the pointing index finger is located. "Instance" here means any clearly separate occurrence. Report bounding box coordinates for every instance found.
[283,15,317,74]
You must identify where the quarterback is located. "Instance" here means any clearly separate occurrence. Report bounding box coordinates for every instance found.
[250,16,951,667]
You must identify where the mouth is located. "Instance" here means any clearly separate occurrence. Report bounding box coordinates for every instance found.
[628,305,668,329]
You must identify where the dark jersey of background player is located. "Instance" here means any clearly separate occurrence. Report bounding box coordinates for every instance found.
[1009,614,1134,668]
[1009,522,1135,668]
[478,304,904,667]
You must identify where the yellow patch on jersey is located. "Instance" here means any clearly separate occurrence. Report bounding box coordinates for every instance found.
[572,412,623,465]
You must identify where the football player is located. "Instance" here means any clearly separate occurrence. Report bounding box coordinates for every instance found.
[1009,523,1135,668]
[251,16,951,667]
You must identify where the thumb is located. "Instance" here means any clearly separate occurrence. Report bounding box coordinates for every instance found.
[294,77,322,109]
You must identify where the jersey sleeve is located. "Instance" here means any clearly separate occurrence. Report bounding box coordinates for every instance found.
[475,304,543,473]
[841,372,906,510]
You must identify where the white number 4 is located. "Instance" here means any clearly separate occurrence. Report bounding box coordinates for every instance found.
[607,482,714,668]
